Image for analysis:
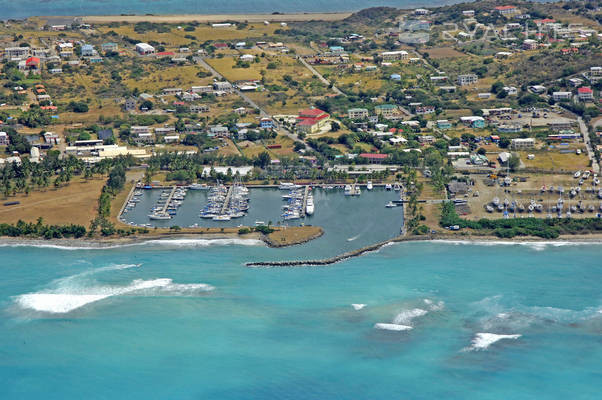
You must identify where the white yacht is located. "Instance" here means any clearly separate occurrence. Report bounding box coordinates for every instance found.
[148,213,171,220]
[366,181,373,191]
[306,195,314,215]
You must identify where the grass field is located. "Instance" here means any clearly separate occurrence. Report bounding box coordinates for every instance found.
[0,177,105,226]
[423,47,467,59]
[97,23,285,47]
[519,149,590,171]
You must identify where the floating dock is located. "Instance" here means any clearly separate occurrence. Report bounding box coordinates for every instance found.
[158,186,177,215]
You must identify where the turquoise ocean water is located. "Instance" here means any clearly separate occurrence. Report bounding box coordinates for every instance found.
[2,0,460,19]
[1,238,601,399]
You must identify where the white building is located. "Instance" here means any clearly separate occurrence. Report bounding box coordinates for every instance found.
[552,91,572,101]
[457,74,478,86]
[135,43,155,55]
[380,50,408,61]
[511,138,535,149]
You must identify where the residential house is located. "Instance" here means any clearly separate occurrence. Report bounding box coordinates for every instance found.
[213,81,233,92]
[460,116,486,128]
[124,97,137,111]
[457,74,478,86]
[133,132,154,144]
[553,91,572,101]
[577,87,594,101]
[190,104,210,113]
[81,44,95,57]
[374,104,398,119]
[415,105,435,115]
[135,43,155,55]
[503,86,518,96]
[208,125,230,138]
[296,108,330,134]
[260,118,274,129]
[418,135,435,143]
[98,129,113,141]
[437,120,452,129]
[155,127,176,136]
[240,54,254,62]
[162,88,183,96]
[130,126,152,135]
[0,132,9,146]
[348,108,369,120]
[522,39,538,50]
[25,57,40,71]
[495,5,519,16]
[101,42,118,52]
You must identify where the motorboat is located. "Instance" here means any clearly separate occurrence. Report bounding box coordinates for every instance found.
[306,195,314,215]
[393,183,401,191]
[189,183,209,190]
[574,170,581,179]
[148,213,171,220]
[213,215,231,221]
[367,181,373,191]
[385,184,392,191]
[385,201,396,208]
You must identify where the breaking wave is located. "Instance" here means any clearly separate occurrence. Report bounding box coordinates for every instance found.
[374,323,413,331]
[12,261,214,315]
[374,299,444,332]
[463,333,522,351]
[0,238,265,251]
[433,240,602,251]
[15,278,214,314]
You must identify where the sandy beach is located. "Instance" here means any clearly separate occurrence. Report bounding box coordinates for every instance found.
[79,12,352,24]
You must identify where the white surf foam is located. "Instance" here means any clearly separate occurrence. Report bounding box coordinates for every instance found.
[374,323,413,331]
[393,308,428,325]
[0,238,265,251]
[432,240,602,251]
[143,238,265,247]
[351,303,366,311]
[424,299,445,311]
[15,278,214,314]
[464,333,522,351]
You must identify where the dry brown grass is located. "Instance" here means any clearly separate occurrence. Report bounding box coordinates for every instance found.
[266,225,323,247]
[423,47,466,59]
[0,178,105,226]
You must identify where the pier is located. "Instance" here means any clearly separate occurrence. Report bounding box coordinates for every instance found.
[158,186,177,215]
[118,184,137,219]
[220,185,234,215]
[301,185,309,218]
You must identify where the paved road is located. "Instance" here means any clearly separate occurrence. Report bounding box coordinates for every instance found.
[578,116,600,173]
[297,57,345,96]
[197,57,309,148]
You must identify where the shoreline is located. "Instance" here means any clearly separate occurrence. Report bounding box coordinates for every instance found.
[43,12,354,24]
[2,232,602,251]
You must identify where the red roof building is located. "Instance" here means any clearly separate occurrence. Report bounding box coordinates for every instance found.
[25,57,40,69]
[577,87,594,101]
[156,51,175,57]
[296,108,330,134]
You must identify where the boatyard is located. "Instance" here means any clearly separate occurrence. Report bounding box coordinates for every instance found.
[449,171,602,221]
